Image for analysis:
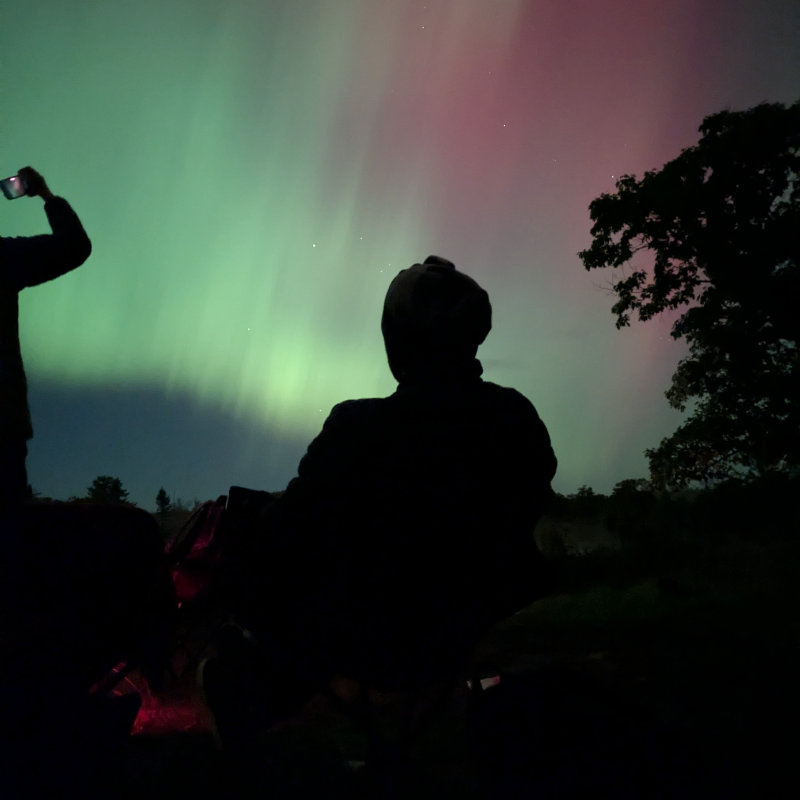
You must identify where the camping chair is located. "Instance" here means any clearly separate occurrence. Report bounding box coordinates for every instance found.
[201,486,513,795]
[157,486,292,688]
[165,495,233,679]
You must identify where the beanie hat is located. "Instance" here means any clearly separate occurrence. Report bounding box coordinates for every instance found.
[381,256,492,382]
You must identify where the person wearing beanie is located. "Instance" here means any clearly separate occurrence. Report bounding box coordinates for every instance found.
[380,255,492,384]
[207,256,557,754]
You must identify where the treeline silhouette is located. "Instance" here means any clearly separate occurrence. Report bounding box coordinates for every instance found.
[546,472,798,545]
[31,470,798,553]
[533,471,799,598]
[31,477,200,513]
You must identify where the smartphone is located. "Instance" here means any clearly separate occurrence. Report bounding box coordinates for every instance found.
[0,175,27,200]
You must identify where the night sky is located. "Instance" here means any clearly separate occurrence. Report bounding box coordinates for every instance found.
[1,0,798,508]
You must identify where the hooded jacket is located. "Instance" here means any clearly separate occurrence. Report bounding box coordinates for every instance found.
[0,197,92,441]
[251,258,557,689]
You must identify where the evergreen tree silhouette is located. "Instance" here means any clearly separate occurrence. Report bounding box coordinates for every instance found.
[87,475,131,505]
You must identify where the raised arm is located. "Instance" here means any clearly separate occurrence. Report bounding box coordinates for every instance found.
[0,167,92,290]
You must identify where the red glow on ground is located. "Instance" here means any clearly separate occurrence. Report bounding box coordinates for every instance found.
[110,670,215,736]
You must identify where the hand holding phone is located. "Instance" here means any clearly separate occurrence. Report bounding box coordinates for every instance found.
[0,174,27,200]
[17,167,53,201]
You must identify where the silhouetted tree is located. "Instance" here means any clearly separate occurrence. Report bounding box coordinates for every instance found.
[87,475,131,505]
[155,487,172,516]
[566,485,607,519]
[611,478,652,496]
[172,496,203,513]
[580,102,800,488]
[605,479,659,543]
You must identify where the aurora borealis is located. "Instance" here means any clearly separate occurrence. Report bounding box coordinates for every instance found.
[1,0,798,506]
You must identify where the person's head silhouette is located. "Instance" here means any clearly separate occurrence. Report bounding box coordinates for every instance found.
[381,255,492,383]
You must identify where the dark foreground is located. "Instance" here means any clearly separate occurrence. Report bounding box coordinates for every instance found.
[123,529,795,799]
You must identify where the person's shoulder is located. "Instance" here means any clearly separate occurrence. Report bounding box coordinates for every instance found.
[323,397,386,428]
[478,380,541,417]
[478,382,554,462]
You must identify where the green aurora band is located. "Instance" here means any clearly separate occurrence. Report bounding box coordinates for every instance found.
[1,0,798,501]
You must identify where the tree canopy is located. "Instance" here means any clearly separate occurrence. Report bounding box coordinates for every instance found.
[579,101,800,488]
[87,475,131,505]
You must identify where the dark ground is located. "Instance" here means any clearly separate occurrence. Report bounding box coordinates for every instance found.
[123,529,798,799]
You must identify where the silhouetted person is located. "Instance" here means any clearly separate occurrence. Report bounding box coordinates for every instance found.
[0,166,91,504]
[206,256,557,758]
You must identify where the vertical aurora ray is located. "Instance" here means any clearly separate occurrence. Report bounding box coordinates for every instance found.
[1,0,797,501]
